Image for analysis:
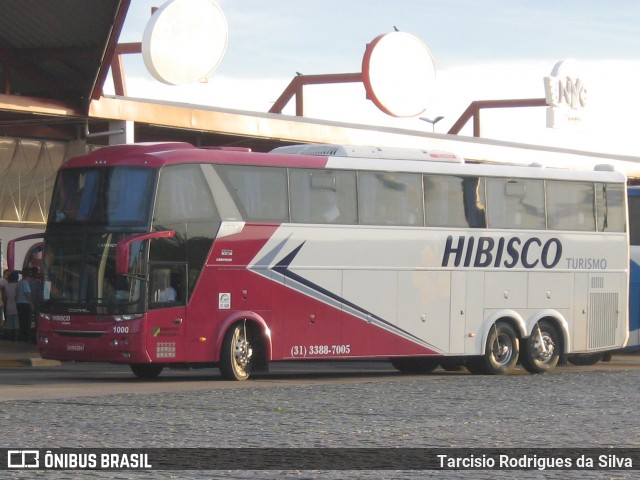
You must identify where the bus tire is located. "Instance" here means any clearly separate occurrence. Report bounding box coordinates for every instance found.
[467,322,519,375]
[390,357,439,374]
[220,321,254,381]
[439,358,466,372]
[130,363,163,379]
[567,352,604,366]
[521,320,561,374]
[464,357,486,375]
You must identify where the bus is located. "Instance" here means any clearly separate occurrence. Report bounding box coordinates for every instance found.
[34,142,629,379]
[626,186,640,350]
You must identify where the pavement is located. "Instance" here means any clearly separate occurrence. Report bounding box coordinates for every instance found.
[0,339,61,367]
[1,336,638,371]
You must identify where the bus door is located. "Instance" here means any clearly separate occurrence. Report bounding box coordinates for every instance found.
[146,263,187,362]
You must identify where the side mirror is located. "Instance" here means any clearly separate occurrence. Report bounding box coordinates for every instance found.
[115,230,175,275]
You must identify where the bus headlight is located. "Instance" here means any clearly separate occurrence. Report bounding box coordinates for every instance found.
[113,314,143,322]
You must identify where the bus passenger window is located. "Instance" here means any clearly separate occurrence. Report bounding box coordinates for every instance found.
[289,169,357,224]
[486,177,545,230]
[547,181,595,231]
[155,164,218,223]
[358,172,423,226]
[217,165,289,222]
[462,177,486,228]
[424,175,480,227]
[596,183,625,232]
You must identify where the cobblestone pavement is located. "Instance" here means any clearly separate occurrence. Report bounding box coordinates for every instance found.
[2,365,639,479]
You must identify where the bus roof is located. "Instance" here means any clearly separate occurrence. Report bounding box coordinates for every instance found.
[60,142,627,183]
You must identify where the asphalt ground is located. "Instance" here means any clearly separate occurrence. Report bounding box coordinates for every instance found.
[0,339,60,367]
[1,341,640,479]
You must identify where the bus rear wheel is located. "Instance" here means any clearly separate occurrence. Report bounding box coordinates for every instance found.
[130,363,163,379]
[467,322,519,375]
[521,320,561,374]
[390,357,439,374]
[220,321,254,381]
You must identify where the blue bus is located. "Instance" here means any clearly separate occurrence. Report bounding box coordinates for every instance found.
[626,186,640,350]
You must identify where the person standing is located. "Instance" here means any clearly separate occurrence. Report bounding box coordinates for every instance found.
[0,268,8,334]
[27,267,42,343]
[16,269,33,342]
[2,271,20,341]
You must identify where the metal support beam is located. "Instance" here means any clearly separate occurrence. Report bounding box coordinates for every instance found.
[269,73,362,116]
[109,119,134,144]
[448,98,548,137]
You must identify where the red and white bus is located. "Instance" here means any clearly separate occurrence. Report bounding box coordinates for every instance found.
[36,142,629,379]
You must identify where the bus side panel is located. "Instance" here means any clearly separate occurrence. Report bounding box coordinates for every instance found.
[571,272,626,352]
[484,272,528,309]
[465,271,485,355]
[146,305,186,363]
[181,265,220,362]
[572,273,590,352]
[449,271,466,354]
[209,267,280,360]
[588,273,628,350]
[528,273,572,310]
[342,270,401,356]
[281,269,343,359]
[397,270,452,354]
[590,273,629,349]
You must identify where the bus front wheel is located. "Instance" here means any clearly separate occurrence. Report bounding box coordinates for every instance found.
[130,363,163,379]
[220,321,254,381]
[467,322,519,375]
[521,320,561,374]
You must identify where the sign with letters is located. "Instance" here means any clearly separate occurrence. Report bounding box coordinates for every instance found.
[544,59,587,129]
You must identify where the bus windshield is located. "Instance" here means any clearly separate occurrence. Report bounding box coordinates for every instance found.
[42,232,146,315]
[49,166,156,226]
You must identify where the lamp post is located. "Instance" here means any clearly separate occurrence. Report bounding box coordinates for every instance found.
[419,116,444,133]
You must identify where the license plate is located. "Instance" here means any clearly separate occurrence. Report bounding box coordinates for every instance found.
[66,343,85,352]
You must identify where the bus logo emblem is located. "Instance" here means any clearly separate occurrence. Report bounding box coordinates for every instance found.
[8,450,39,468]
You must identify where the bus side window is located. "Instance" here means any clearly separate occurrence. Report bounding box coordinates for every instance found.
[547,180,595,231]
[149,266,184,306]
[424,175,480,228]
[289,169,357,224]
[596,183,626,232]
[358,172,423,226]
[461,177,486,228]
[155,164,218,223]
[217,165,289,222]
[486,177,545,230]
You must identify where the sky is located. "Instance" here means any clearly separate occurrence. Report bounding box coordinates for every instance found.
[109,0,640,156]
